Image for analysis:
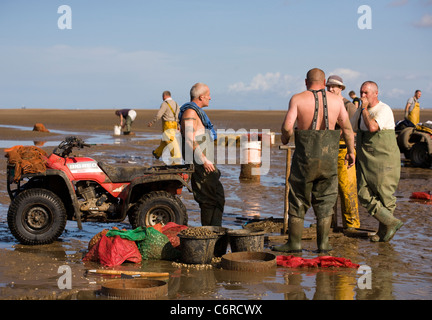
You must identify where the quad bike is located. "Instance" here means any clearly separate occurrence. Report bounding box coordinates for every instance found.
[396,121,432,168]
[6,136,193,245]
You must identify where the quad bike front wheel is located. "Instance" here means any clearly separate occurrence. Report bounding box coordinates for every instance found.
[129,191,188,228]
[7,188,67,245]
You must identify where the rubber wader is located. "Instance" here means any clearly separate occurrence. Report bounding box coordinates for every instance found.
[274,89,340,253]
[182,132,225,227]
[337,144,360,229]
[407,100,420,125]
[153,120,181,162]
[356,127,403,242]
[317,215,333,253]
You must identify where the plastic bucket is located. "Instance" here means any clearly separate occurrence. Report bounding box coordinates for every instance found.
[179,234,218,264]
[201,226,229,257]
[241,141,261,164]
[114,125,122,135]
[228,229,265,252]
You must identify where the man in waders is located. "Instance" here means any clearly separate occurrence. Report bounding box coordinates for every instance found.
[274,68,356,253]
[352,81,403,242]
[326,75,361,234]
[179,83,225,226]
[404,90,422,125]
[148,91,182,164]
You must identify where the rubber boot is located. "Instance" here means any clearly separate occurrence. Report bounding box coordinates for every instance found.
[317,215,333,253]
[273,215,303,253]
[372,208,403,242]
[370,222,386,242]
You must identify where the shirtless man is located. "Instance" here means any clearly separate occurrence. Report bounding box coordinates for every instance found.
[274,68,355,253]
[281,70,355,154]
[178,83,225,226]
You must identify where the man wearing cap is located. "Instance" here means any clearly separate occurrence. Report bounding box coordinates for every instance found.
[326,75,360,234]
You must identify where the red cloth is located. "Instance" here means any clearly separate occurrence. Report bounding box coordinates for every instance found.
[410,192,432,201]
[83,234,142,267]
[161,222,188,248]
[277,255,359,269]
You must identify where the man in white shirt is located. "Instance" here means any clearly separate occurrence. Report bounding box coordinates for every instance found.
[352,81,403,242]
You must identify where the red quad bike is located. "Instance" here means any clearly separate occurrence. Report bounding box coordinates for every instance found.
[7,136,193,245]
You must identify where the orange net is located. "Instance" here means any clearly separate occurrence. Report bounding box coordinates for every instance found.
[5,145,48,182]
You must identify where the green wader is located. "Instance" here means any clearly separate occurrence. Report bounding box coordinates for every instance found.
[356,129,403,242]
[274,89,340,253]
[183,133,225,226]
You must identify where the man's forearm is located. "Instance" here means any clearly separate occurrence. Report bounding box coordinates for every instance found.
[281,127,293,145]
[361,108,379,132]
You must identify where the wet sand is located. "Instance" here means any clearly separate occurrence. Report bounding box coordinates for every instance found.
[0,108,432,301]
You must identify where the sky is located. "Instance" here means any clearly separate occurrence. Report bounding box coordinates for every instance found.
[0,0,431,111]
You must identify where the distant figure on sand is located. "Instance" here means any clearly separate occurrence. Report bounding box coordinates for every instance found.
[352,81,403,242]
[349,90,361,109]
[274,68,355,253]
[148,91,181,164]
[115,109,137,135]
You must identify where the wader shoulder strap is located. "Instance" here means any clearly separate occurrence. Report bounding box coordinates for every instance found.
[308,89,329,130]
[165,101,176,117]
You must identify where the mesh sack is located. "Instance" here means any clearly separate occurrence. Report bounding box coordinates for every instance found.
[137,227,180,261]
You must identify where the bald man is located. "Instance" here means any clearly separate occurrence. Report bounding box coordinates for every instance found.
[352,81,403,242]
[178,83,225,226]
[274,68,355,253]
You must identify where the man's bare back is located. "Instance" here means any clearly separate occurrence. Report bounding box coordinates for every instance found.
[290,90,347,130]
[281,68,355,167]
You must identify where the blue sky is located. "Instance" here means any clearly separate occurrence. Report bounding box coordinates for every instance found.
[0,0,431,111]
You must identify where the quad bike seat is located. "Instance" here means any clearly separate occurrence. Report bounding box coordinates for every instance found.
[98,162,153,183]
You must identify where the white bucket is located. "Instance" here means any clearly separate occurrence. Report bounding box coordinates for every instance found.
[241,141,261,164]
[114,125,122,136]
[270,132,275,145]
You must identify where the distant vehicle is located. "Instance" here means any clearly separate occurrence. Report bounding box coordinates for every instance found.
[396,120,432,168]
[6,136,193,245]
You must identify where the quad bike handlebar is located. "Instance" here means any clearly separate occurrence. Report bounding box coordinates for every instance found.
[53,136,91,157]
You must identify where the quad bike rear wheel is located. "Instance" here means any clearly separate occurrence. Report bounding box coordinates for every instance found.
[397,127,415,158]
[410,142,432,168]
[7,188,67,245]
[129,191,188,228]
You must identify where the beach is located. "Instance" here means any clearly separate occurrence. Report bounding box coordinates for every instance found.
[0,108,432,300]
